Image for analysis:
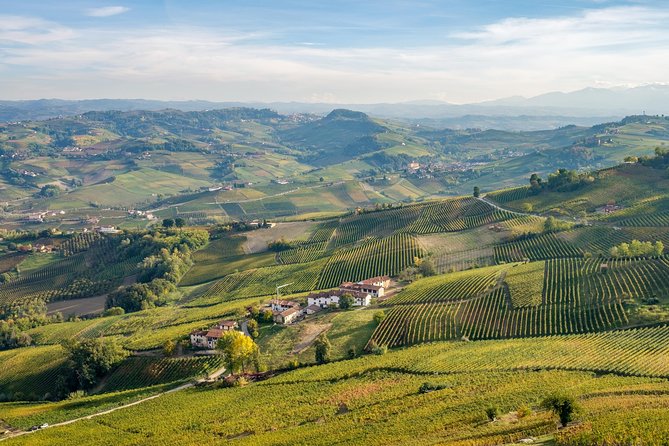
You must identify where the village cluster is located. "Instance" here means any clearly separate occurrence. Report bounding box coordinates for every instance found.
[189,276,390,349]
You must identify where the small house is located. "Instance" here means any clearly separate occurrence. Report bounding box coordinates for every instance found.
[212,320,238,331]
[305,304,322,315]
[190,328,226,349]
[273,307,301,325]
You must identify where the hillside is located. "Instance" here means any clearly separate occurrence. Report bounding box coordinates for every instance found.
[0,153,669,443]
[1,111,669,232]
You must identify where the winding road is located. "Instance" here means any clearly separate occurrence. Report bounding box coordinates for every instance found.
[0,362,227,442]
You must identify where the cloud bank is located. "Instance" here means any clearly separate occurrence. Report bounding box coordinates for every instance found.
[0,5,668,102]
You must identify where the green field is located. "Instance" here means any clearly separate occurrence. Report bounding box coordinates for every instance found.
[6,326,669,445]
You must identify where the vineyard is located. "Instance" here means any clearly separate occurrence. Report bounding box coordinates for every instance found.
[383,266,505,305]
[59,232,104,256]
[317,233,423,289]
[557,226,669,255]
[188,259,327,304]
[485,186,531,205]
[302,324,669,382]
[369,254,669,348]
[0,345,67,401]
[100,355,224,392]
[8,326,669,446]
[0,238,137,308]
[494,232,582,262]
[277,241,329,264]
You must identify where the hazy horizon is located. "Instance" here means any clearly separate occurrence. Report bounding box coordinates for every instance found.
[1,1,669,104]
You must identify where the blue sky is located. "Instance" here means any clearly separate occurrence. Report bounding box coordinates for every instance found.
[1,1,668,102]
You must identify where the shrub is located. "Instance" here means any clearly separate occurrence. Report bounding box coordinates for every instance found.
[517,404,532,418]
[485,406,499,421]
[541,393,579,427]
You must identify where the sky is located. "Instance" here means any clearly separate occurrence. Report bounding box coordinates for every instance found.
[1,0,668,103]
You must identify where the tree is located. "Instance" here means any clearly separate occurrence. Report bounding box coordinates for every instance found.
[103,307,125,317]
[473,186,480,198]
[162,339,176,357]
[347,346,357,359]
[529,173,543,194]
[319,177,324,182]
[522,202,533,213]
[174,217,186,228]
[314,333,331,364]
[61,338,129,390]
[217,331,259,375]
[162,218,175,228]
[654,240,664,256]
[267,238,294,252]
[35,184,61,198]
[542,394,579,427]
[338,293,354,310]
[247,319,259,338]
[373,310,386,325]
[485,406,499,421]
[419,258,436,277]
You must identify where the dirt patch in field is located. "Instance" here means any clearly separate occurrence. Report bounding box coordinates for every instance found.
[47,294,108,316]
[291,323,331,354]
[242,222,317,254]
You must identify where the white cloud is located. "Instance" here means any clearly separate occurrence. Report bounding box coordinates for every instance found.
[0,15,75,44]
[1,5,669,102]
[86,6,130,17]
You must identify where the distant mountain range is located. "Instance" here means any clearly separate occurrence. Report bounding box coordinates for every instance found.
[1,85,667,130]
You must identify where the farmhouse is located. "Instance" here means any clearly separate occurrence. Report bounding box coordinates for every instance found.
[270,299,300,312]
[360,275,391,288]
[97,226,121,234]
[340,280,386,298]
[305,304,322,315]
[307,288,372,309]
[190,329,225,349]
[273,306,301,325]
[190,320,242,348]
[25,213,45,223]
[269,299,304,325]
[212,319,238,330]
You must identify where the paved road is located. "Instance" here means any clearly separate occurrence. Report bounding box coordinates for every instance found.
[476,195,580,224]
[0,363,227,442]
[476,196,533,217]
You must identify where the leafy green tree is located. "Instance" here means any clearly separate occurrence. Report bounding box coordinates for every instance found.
[174,217,186,228]
[529,173,543,194]
[347,346,357,359]
[162,218,175,228]
[61,338,129,389]
[103,307,125,317]
[35,184,61,198]
[373,310,386,325]
[473,186,480,198]
[162,339,176,357]
[247,319,259,338]
[338,293,354,309]
[485,406,499,421]
[267,238,294,252]
[217,331,259,375]
[654,240,664,256]
[314,333,331,364]
[419,258,436,277]
[542,393,579,427]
